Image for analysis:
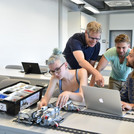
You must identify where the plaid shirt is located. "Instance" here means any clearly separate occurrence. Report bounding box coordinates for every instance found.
[120,72,134,103]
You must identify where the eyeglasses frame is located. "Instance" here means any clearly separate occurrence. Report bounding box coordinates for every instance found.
[87,32,101,41]
[49,63,65,75]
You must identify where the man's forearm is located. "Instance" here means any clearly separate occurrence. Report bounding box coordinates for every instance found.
[79,60,99,76]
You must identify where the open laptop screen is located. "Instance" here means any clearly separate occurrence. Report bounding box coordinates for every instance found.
[22,62,41,74]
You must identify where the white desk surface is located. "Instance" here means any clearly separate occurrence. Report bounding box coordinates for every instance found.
[0,67,109,86]
[61,112,134,134]
[0,68,51,86]
[0,112,64,134]
[0,108,134,134]
[0,98,134,134]
[0,67,51,80]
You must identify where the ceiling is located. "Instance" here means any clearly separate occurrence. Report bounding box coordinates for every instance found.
[63,0,134,15]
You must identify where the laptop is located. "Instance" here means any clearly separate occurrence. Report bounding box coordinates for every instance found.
[22,62,47,74]
[82,86,123,116]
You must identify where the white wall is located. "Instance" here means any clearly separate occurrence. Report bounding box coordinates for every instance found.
[81,12,96,31]
[0,0,58,67]
[94,13,134,54]
[68,11,96,38]
[109,13,134,46]
[93,14,110,55]
[61,4,68,51]
[1,0,134,67]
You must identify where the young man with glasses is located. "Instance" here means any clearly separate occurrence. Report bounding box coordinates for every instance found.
[90,34,132,91]
[38,48,88,109]
[63,21,104,87]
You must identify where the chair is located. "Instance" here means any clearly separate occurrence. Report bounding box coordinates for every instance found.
[5,65,22,70]
[0,78,30,89]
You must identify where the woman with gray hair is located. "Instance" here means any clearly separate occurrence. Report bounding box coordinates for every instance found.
[39,48,88,108]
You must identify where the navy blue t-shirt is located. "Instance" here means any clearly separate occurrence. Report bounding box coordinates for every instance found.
[63,33,100,69]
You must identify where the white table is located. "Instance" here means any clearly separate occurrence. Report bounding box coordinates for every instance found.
[0,68,110,86]
[0,106,134,134]
[0,68,51,86]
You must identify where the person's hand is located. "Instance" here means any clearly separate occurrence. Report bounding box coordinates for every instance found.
[121,101,133,111]
[38,98,47,109]
[95,72,104,87]
[56,91,70,108]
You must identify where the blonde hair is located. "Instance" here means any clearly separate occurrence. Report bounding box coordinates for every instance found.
[115,34,130,44]
[47,48,66,65]
[86,21,102,34]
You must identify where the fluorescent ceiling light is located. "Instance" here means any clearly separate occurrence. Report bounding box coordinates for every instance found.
[70,0,85,5]
[84,5,100,14]
[104,0,132,7]
[70,0,100,14]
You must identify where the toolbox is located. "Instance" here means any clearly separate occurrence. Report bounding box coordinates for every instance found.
[0,81,44,115]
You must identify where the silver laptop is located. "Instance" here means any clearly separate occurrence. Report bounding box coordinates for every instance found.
[82,86,123,116]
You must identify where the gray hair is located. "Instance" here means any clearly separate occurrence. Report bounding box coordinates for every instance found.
[47,48,66,65]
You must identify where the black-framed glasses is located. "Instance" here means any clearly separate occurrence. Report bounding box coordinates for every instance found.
[87,33,101,41]
[49,63,65,75]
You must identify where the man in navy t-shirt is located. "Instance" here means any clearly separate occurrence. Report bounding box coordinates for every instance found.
[63,21,104,87]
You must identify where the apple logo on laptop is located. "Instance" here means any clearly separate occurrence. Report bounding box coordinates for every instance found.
[99,98,104,103]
